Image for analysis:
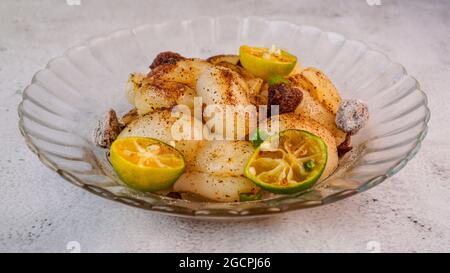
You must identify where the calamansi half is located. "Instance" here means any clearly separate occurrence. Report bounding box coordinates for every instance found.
[110,137,185,192]
[244,129,327,194]
[239,45,297,80]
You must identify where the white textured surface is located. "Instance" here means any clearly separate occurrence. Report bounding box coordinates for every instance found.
[1,0,449,252]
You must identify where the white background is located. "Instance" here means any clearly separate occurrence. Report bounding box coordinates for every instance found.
[0,0,449,252]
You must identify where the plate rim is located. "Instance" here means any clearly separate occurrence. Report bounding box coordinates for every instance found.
[17,15,431,219]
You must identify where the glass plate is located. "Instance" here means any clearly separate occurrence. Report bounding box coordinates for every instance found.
[18,16,430,219]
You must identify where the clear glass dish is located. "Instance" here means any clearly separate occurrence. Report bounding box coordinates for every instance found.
[18,16,430,219]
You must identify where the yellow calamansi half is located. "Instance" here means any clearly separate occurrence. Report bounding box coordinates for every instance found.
[239,45,297,80]
[244,129,327,194]
[110,137,185,192]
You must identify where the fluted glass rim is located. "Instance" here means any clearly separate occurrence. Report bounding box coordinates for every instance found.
[18,16,430,219]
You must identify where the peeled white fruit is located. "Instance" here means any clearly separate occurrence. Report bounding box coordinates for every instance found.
[191,140,254,176]
[150,59,214,89]
[291,67,341,115]
[174,140,256,202]
[212,61,264,102]
[196,65,250,105]
[173,172,258,202]
[197,66,256,139]
[125,73,196,115]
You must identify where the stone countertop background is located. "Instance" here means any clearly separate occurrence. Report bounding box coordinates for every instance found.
[0,0,449,252]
